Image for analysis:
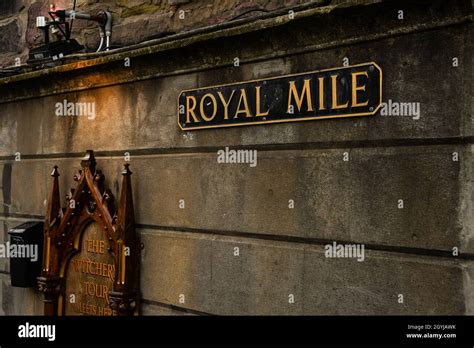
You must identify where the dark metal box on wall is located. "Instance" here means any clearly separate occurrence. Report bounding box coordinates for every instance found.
[8,221,44,288]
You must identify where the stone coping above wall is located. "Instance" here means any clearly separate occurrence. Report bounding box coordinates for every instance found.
[0,0,471,104]
[0,1,337,85]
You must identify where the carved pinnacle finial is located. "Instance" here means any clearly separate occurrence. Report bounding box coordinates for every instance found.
[117,162,135,234]
[46,165,61,229]
[122,163,132,176]
[51,165,59,178]
[81,150,96,169]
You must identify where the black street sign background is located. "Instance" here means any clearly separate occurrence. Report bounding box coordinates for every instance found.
[178,62,382,130]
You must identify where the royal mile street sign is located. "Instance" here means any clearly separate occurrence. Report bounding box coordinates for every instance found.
[178,62,382,130]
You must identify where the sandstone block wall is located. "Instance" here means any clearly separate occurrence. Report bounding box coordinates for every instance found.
[0,0,313,67]
[0,0,472,315]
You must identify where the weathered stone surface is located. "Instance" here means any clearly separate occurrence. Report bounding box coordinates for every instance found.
[0,0,24,19]
[302,245,466,315]
[112,13,172,47]
[140,229,213,313]
[348,146,463,252]
[138,229,470,315]
[0,25,470,153]
[1,0,472,71]
[0,273,43,315]
[0,222,8,272]
[0,99,41,156]
[0,18,22,53]
[0,52,21,68]
[10,160,48,217]
[167,0,191,5]
[135,73,199,145]
[0,113,17,156]
[40,87,138,154]
[464,260,474,314]
[1,144,470,252]
[141,302,195,315]
[210,235,304,315]
[121,3,160,18]
[0,0,471,317]
[117,0,153,8]
[460,145,474,253]
[0,73,200,156]
[83,28,101,51]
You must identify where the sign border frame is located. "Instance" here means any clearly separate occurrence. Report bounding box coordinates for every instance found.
[37,150,141,316]
[177,62,383,131]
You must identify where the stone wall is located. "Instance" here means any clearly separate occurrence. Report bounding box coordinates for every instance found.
[0,0,473,315]
[0,0,314,67]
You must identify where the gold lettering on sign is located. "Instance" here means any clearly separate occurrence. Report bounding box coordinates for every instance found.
[351,71,369,107]
[86,239,105,254]
[255,86,269,117]
[234,89,252,118]
[288,79,314,112]
[64,223,116,316]
[200,93,218,121]
[318,77,325,111]
[70,259,115,280]
[217,90,235,120]
[331,75,349,109]
[186,96,198,123]
[178,63,383,130]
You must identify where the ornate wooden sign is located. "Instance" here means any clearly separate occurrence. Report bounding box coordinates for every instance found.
[37,150,140,316]
[178,62,382,130]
